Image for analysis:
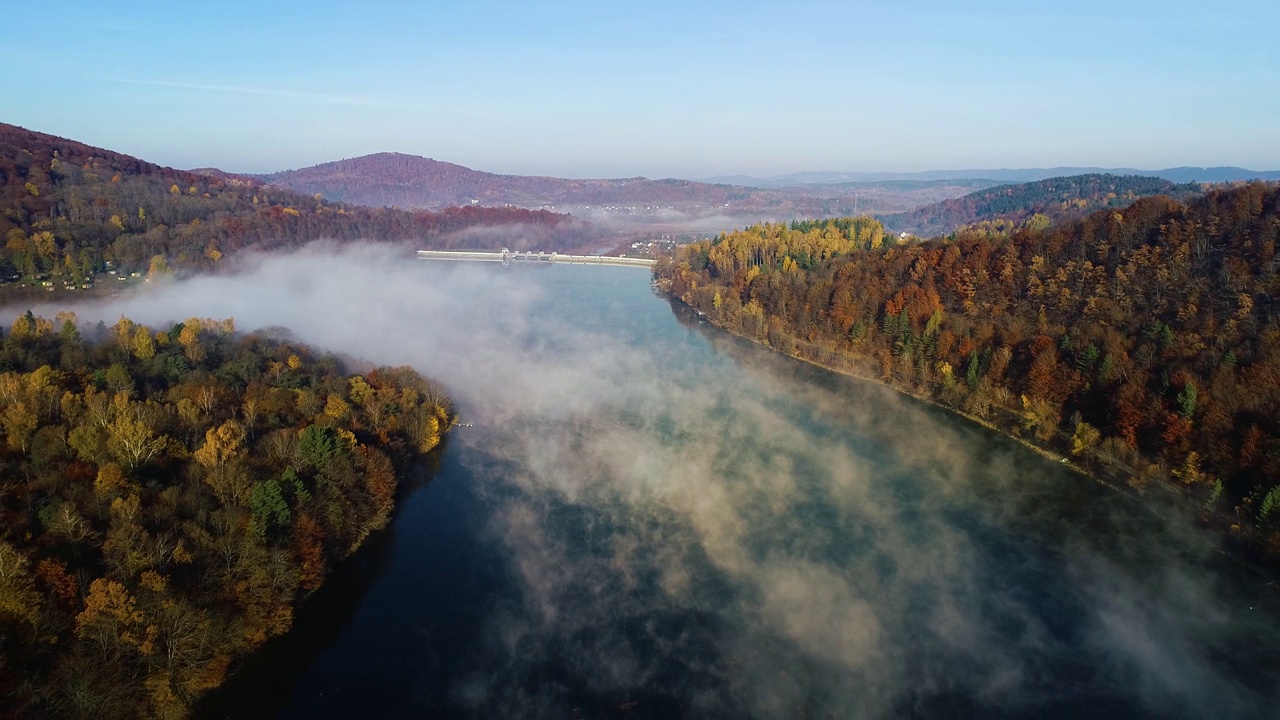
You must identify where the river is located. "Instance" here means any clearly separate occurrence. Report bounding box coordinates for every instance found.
[52,248,1277,718]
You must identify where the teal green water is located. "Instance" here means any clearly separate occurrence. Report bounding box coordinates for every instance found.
[199,263,1280,719]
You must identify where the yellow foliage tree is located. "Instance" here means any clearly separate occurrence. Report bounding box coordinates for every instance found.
[107,409,167,470]
[94,462,128,499]
[1071,421,1101,456]
[133,325,156,360]
[322,395,351,423]
[76,578,147,652]
[193,421,245,468]
[31,231,56,262]
[0,542,41,627]
[178,325,205,363]
[2,401,38,452]
[112,316,137,351]
[9,313,32,339]
[348,376,373,406]
[139,570,168,594]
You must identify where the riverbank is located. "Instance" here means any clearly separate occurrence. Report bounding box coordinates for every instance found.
[663,287,1279,583]
[174,261,1280,718]
[195,438,451,718]
[0,315,457,718]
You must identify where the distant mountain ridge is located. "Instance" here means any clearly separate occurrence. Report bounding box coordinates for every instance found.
[0,123,589,296]
[255,152,754,210]
[227,153,1275,231]
[704,166,1280,188]
[878,174,1203,237]
[247,153,1027,220]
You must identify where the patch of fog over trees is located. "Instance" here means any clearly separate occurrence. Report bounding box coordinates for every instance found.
[22,243,1279,717]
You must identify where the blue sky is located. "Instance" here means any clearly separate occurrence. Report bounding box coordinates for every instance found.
[4,1,1277,178]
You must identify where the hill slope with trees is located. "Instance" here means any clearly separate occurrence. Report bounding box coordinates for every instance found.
[0,124,589,299]
[879,174,1202,237]
[0,312,453,717]
[657,183,1280,560]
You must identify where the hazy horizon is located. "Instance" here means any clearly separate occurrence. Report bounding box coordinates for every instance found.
[6,1,1277,178]
[9,121,1280,184]
[215,149,1280,183]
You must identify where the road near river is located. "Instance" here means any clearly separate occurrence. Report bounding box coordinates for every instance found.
[63,246,1275,719]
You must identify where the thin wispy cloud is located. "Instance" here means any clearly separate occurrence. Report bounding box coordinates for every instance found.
[105,77,399,108]
[103,77,510,120]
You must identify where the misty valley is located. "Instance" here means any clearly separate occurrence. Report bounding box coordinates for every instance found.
[3,0,1279,715]
[3,122,1280,720]
[12,251,1267,718]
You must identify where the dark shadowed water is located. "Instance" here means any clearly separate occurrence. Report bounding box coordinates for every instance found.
[178,263,1278,719]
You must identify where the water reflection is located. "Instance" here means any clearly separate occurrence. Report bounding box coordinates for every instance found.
[197,442,449,718]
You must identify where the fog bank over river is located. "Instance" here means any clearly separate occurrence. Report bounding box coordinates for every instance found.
[25,243,1279,718]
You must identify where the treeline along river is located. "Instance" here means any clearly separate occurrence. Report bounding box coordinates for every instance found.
[83,252,1270,719]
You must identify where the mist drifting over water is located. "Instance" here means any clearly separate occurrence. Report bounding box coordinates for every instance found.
[20,243,1279,718]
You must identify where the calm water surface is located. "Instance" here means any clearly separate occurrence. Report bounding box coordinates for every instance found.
[200,264,1280,719]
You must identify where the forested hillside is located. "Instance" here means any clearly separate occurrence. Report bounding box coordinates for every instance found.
[657,183,1280,557]
[879,174,1201,237]
[0,312,453,717]
[0,124,588,297]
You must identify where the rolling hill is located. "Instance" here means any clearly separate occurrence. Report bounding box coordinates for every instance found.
[0,123,589,297]
[877,174,1202,237]
[704,166,1280,187]
[255,152,754,210]
[250,153,1005,220]
[657,181,1280,566]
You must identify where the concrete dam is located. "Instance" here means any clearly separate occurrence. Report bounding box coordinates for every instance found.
[416,249,655,269]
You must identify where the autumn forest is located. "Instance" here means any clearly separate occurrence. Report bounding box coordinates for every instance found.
[656,182,1280,558]
[0,123,588,301]
[2,111,1279,717]
[0,312,453,717]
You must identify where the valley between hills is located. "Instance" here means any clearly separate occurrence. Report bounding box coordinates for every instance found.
[2,120,1279,717]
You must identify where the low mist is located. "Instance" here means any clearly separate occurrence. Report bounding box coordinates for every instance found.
[16,242,1277,717]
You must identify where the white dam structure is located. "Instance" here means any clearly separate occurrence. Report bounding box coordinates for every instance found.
[417,249,655,269]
